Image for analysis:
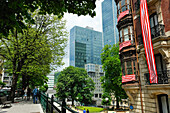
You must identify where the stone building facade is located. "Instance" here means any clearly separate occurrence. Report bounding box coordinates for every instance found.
[85,63,104,105]
[115,0,170,112]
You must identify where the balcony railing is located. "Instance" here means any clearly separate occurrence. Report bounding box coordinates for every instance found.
[150,24,165,39]
[138,24,165,45]
[144,70,170,85]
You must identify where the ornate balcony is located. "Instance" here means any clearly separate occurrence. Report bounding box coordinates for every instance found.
[138,24,165,45]
[150,24,165,39]
[144,70,170,85]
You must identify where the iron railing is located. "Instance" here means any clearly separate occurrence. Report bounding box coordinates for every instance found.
[150,24,165,39]
[138,24,165,45]
[144,70,170,85]
[39,92,78,113]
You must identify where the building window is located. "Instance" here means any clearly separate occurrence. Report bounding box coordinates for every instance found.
[150,13,159,38]
[117,0,130,15]
[126,61,132,75]
[122,60,136,75]
[122,62,125,76]
[157,94,169,113]
[120,29,123,42]
[119,26,133,43]
[124,27,129,41]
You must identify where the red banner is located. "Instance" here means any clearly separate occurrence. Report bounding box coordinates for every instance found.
[117,10,129,22]
[122,74,136,83]
[140,0,158,83]
[119,40,131,51]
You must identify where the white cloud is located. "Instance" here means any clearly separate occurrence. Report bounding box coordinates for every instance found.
[56,0,103,72]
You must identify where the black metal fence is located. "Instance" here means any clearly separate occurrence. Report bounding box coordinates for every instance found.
[39,92,78,113]
[144,70,170,85]
[150,24,165,39]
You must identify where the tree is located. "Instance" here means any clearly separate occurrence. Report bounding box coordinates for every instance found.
[56,66,95,105]
[101,44,127,109]
[0,80,6,88]
[0,0,96,36]
[0,12,67,102]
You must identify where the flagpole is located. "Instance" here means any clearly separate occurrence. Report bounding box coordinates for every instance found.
[130,0,144,112]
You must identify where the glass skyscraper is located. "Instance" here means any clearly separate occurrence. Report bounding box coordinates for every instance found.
[70,26,102,68]
[102,0,119,46]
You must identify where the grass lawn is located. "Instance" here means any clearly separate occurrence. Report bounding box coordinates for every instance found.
[77,106,104,112]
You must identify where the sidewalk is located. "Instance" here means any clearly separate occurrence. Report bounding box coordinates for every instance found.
[0,97,43,113]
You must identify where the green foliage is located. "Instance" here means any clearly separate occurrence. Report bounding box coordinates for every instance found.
[0,80,6,87]
[0,0,96,36]
[101,92,111,106]
[77,106,104,112]
[39,84,48,92]
[101,44,127,108]
[56,66,95,105]
[54,72,61,84]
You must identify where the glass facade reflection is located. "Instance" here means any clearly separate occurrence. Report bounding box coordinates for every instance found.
[102,0,119,46]
[70,26,102,68]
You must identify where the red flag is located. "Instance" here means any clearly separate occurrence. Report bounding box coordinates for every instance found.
[117,10,129,22]
[119,40,131,51]
[140,0,158,83]
[122,74,136,83]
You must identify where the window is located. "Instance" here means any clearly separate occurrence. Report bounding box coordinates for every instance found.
[122,60,136,75]
[124,27,129,41]
[95,94,98,98]
[157,94,169,113]
[126,61,132,75]
[121,0,126,12]
[117,0,130,15]
[133,61,136,75]
[119,26,133,43]
[122,62,125,76]
[150,13,159,38]
[120,29,123,42]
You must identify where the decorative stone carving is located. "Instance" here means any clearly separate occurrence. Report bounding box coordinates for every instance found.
[125,89,139,104]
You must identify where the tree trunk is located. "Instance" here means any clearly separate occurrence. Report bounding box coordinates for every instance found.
[72,99,74,106]
[11,73,18,103]
[116,97,120,109]
[22,73,26,89]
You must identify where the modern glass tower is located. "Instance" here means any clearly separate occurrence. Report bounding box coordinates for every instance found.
[102,0,119,46]
[70,26,102,68]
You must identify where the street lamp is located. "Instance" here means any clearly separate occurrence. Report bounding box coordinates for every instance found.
[76,97,79,106]
[105,97,109,113]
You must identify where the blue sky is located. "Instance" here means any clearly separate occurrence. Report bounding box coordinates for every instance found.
[56,0,104,72]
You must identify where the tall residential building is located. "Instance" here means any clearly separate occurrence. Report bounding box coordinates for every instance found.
[115,0,170,112]
[47,72,54,90]
[69,26,102,68]
[102,0,119,46]
[85,63,104,105]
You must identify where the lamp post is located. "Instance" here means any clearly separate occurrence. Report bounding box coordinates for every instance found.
[76,97,79,106]
[105,97,109,113]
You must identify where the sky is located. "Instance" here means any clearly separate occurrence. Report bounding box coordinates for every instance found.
[56,0,104,72]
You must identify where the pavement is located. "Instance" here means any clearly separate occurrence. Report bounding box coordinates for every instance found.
[0,97,43,113]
